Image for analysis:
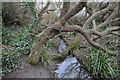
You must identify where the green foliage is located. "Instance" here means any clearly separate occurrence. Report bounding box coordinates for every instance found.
[85,47,119,78]
[39,48,52,66]
[107,41,119,51]
[69,31,78,37]
[2,26,35,54]
[45,39,59,48]
[2,27,14,45]
[10,26,35,54]
[2,48,20,76]
[45,39,55,48]
[2,26,35,76]
[25,2,36,16]
[87,25,93,29]
[24,2,39,26]
[53,40,80,60]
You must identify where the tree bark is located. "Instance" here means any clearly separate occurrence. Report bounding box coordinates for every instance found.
[59,2,70,19]
[28,26,60,64]
[28,2,86,64]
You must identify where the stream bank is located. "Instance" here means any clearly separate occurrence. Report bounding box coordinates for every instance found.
[3,36,92,79]
[52,37,93,79]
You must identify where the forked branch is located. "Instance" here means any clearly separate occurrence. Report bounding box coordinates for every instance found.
[60,25,120,56]
[83,3,116,28]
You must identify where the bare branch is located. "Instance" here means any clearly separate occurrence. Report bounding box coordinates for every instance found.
[111,32,120,36]
[60,25,119,56]
[92,10,97,29]
[59,2,87,26]
[93,26,120,40]
[59,2,70,19]
[96,5,119,30]
[83,3,113,28]
[38,2,50,22]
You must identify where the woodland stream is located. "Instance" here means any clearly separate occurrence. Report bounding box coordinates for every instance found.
[54,37,92,79]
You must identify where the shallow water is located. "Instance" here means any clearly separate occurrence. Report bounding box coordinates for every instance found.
[55,37,67,53]
[55,55,92,79]
[54,37,92,79]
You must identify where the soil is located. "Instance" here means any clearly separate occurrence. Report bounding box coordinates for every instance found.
[3,54,57,78]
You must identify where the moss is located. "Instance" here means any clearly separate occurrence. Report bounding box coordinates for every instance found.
[53,40,80,60]
[52,33,63,40]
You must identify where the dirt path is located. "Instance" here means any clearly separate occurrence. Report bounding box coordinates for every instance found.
[4,55,55,78]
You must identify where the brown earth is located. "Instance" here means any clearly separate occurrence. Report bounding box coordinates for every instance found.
[3,55,57,78]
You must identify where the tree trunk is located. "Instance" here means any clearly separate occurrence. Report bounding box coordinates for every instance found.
[27,2,87,64]
[27,23,60,64]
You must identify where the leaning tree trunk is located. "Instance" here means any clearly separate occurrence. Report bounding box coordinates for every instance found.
[27,2,120,64]
[27,24,60,64]
[27,2,86,64]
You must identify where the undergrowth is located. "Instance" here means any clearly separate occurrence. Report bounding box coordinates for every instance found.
[39,47,52,66]
[2,25,35,54]
[2,25,35,76]
[84,47,119,78]
[2,47,20,76]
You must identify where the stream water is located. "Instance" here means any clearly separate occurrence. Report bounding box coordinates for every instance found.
[54,37,92,79]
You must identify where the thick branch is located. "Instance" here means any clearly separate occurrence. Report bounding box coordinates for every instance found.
[61,25,119,56]
[93,26,120,40]
[59,2,70,19]
[59,2,87,26]
[38,2,50,23]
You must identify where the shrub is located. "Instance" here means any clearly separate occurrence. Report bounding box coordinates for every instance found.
[2,48,20,76]
[2,26,35,76]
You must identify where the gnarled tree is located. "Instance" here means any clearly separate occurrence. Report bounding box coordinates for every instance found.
[28,1,120,64]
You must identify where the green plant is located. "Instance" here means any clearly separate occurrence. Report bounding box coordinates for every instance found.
[39,47,52,66]
[85,47,119,78]
[45,39,54,48]
[2,48,20,76]
[25,2,39,26]
[12,26,34,54]
[2,26,35,54]
[70,31,78,36]
[45,39,59,48]
[2,27,14,45]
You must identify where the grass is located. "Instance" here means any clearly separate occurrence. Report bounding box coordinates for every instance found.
[39,47,52,66]
[84,47,119,78]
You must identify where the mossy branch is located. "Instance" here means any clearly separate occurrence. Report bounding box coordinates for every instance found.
[52,40,80,60]
[52,33,69,44]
